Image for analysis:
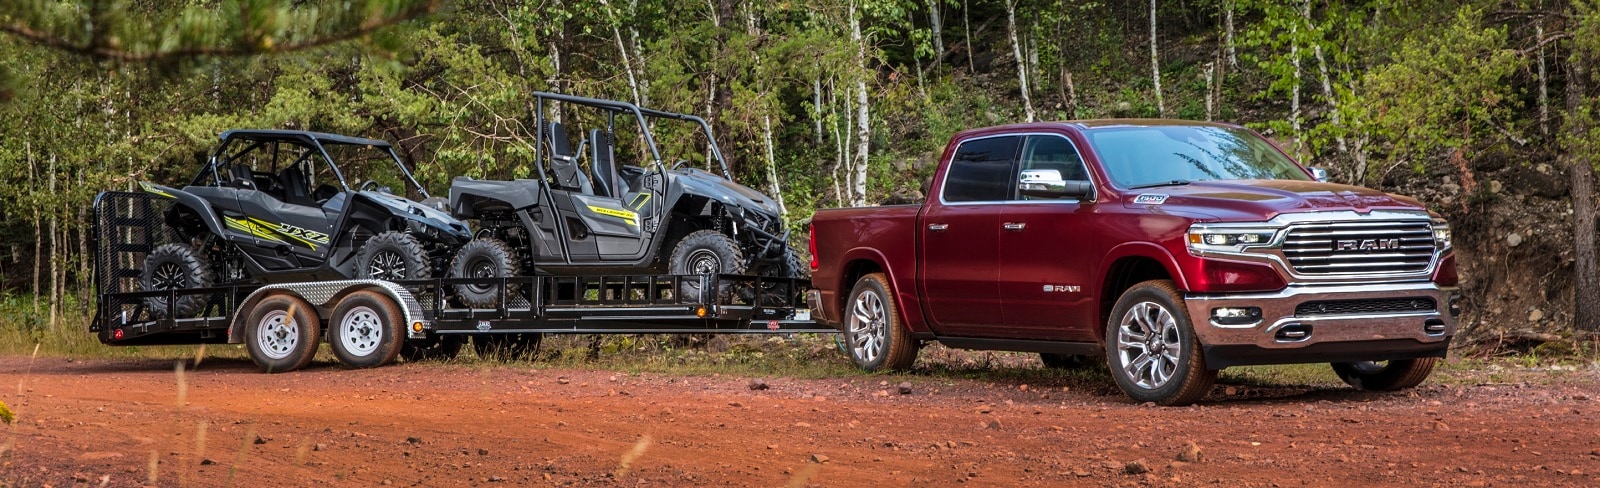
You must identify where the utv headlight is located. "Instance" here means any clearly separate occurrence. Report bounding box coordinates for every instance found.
[1432,219,1452,251]
[1186,224,1279,255]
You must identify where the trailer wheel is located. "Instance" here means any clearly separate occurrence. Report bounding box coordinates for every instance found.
[355,232,431,281]
[473,333,542,361]
[668,230,745,302]
[140,243,213,317]
[328,290,405,368]
[244,294,320,373]
[401,335,464,362]
[449,238,521,308]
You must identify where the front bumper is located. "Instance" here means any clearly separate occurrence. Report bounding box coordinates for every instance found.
[1185,282,1458,368]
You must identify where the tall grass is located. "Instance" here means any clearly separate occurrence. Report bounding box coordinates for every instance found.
[0,292,205,359]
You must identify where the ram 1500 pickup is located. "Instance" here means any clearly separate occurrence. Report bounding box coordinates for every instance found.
[806,120,1459,405]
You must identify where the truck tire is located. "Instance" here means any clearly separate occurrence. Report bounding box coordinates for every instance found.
[668,230,745,302]
[355,232,431,281]
[401,335,464,362]
[328,290,405,369]
[449,238,521,308]
[845,273,918,371]
[1039,353,1091,369]
[1105,280,1216,406]
[473,333,542,361]
[244,294,320,373]
[1331,358,1437,391]
[140,243,212,318]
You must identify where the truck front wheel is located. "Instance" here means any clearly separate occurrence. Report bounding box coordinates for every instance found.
[1331,358,1437,391]
[1105,280,1216,406]
[845,273,918,371]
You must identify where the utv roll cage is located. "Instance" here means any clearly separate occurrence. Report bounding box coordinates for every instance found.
[196,129,434,200]
[528,92,734,183]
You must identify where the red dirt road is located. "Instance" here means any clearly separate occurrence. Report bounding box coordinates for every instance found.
[1,355,1597,487]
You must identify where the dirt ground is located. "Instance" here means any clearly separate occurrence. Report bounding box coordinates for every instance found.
[0,355,1596,488]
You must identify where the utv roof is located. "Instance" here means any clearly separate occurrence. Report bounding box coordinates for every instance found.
[218,129,391,148]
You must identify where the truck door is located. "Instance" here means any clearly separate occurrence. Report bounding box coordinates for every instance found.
[918,135,1019,335]
[998,134,1099,340]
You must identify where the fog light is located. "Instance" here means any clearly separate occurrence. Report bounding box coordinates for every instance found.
[1212,307,1262,326]
[1447,295,1461,318]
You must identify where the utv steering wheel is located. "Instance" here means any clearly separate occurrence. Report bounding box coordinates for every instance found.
[359,179,379,192]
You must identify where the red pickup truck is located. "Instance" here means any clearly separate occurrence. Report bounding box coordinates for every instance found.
[805,120,1459,405]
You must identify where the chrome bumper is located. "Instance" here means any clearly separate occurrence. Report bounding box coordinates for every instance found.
[1185,282,1458,368]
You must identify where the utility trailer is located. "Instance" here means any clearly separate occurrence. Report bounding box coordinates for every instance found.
[91,190,826,372]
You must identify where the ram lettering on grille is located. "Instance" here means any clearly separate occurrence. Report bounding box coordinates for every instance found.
[1334,238,1401,252]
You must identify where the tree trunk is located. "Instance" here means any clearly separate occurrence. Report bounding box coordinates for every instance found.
[850,0,871,206]
[628,0,648,108]
[1005,0,1036,122]
[1225,0,1237,67]
[48,153,58,329]
[762,113,786,216]
[611,17,642,106]
[1308,2,1347,154]
[813,76,824,144]
[1149,0,1165,117]
[1204,61,1215,121]
[1539,22,1550,137]
[1289,4,1303,160]
[928,0,945,65]
[29,141,39,316]
[1569,53,1600,333]
[964,0,975,74]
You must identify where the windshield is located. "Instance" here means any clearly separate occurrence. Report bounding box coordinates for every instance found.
[1084,125,1310,188]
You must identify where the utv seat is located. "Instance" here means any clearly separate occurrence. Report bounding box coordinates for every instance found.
[547,122,594,195]
[280,166,315,206]
[227,164,256,190]
[588,128,628,198]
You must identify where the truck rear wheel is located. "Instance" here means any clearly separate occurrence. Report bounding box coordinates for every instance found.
[140,243,212,317]
[668,230,745,302]
[449,238,521,308]
[845,273,918,371]
[356,231,431,281]
[1331,358,1437,391]
[473,333,542,361]
[244,294,320,373]
[1105,280,1216,406]
[328,290,405,369]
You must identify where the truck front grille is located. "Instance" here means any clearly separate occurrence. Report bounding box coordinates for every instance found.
[1295,298,1437,316]
[1281,221,1436,275]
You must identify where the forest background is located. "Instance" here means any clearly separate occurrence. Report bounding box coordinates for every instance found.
[1,0,1598,355]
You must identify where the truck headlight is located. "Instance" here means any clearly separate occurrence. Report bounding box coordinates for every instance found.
[1432,219,1452,251]
[1186,225,1278,255]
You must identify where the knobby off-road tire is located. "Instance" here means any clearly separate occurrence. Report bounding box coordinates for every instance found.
[668,230,745,303]
[1331,358,1438,391]
[401,335,464,362]
[449,238,521,308]
[328,290,406,369]
[140,243,213,318]
[1105,280,1217,406]
[845,273,918,372]
[355,232,432,281]
[473,333,542,361]
[245,294,320,373]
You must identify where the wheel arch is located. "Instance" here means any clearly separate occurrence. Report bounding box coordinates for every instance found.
[834,248,928,334]
[146,184,227,240]
[229,280,426,343]
[1097,243,1188,341]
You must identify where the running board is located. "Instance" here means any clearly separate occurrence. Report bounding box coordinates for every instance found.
[933,337,1103,356]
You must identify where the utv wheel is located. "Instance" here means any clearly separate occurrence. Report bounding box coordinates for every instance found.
[473,333,542,361]
[1331,358,1437,391]
[140,243,212,317]
[450,238,521,308]
[1105,280,1216,406]
[845,273,918,372]
[668,230,745,302]
[401,335,464,362]
[244,294,320,373]
[356,231,432,281]
[328,290,405,369]
[1040,353,1092,369]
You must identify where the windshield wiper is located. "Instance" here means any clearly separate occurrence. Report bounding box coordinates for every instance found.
[1129,179,1191,190]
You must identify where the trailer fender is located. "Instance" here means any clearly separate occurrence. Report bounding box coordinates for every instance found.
[229,280,429,343]
[139,182,228,239]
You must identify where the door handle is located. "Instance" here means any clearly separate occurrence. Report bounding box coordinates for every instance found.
[1003,222,1026,231]
[927,223,949,232]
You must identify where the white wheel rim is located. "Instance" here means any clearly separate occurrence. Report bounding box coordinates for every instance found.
[339,305,383,356]
[848,288,886,364]
[1115,301,1183,389]
[256,310,299,360]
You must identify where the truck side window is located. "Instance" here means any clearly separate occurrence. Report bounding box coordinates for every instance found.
[943,135,1021,203]
[1016,135,1089,201]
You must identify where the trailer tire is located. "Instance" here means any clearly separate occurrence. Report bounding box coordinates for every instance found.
[140,243,212,317]
[473,333,542,361]
[401,335,464,362]
[449,238,521,308]
[328,290,405,369]
[355,232,432,281]
[244,294,320,373]
[668,230,745,302]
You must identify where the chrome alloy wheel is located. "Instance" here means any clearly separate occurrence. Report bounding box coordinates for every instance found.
[338,305,383,356]
[1114,301,1183,389]
[848,287,887,364]
[255,310,300,360]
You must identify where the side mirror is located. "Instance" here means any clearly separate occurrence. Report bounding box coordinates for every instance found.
[1308,167,1330,182]
[1018,169,1094,200]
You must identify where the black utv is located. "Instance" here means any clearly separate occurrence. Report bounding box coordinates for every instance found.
[447,92,802,307]
[138,129,471,316]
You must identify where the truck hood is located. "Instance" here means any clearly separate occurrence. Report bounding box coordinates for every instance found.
[1122,179,1428,221]
[672,168,782,219]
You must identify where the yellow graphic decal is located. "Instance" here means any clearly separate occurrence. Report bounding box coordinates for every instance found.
[225,217,284,244]
[627,193,652,211]
[138,181,174,199]
[224,217,328,250]
[587,205,638,227]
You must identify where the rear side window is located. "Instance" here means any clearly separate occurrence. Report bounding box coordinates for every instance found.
[942,136,1021,203]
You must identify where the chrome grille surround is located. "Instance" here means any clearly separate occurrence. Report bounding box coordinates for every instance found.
[1186,210,1448,284]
